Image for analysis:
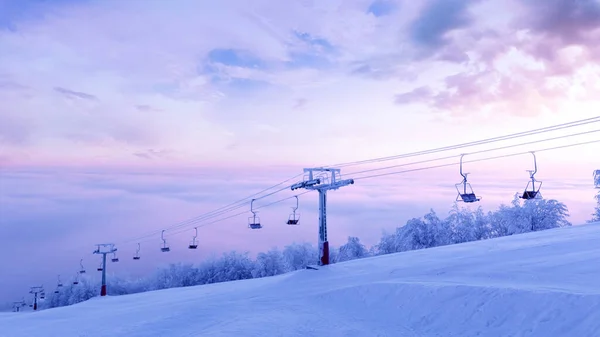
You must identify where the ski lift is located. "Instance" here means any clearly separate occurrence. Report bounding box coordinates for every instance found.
[73,272,79,285]
[160,230,170,252]
[286,195,300,225]
[519,151,542,200]
[97,261,103,271]
[57,275,63,287]
[79,259,86,273]
[455,154,481,203]
[54,289,59,294]
[111,252,119,262]
[188,227,198,249]
[133,243,141,260]
[248,199,262,229]
[39,290,45,300]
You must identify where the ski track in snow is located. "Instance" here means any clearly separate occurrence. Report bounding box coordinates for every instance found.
[3,224,600,336]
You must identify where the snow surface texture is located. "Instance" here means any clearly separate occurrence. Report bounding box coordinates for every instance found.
[3,223,600,337]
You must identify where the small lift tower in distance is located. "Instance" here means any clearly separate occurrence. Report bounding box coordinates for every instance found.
[594,170,600,189]
[29,286,43,311]
[292,168,354,266]
[93,243,117,296]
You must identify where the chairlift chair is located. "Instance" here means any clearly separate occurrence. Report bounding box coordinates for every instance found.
[73,272,79,285]
[97,261,103,271]
[520,151,543,200]
[79,259,86,274]
[57,275,63,287]
[286,195,300,225]
[455,154,481,203]
[248,199,262,229]
[54,289,59,294]
[133,243,141,260]
[188,227,198,249]
[160,230,170,252]
[111,252,119,262]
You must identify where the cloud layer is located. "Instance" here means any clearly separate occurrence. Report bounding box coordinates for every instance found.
[2,0,599,166]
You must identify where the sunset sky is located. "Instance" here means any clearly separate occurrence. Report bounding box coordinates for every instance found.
[1,0,600,306]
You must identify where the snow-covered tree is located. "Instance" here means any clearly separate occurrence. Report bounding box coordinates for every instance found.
[446,203,489,243]
[151,263,199,290]
[252,248,286,278]
[521,198,571,230]
[590,170,600,222]
[282,242,318,270]
[336,236,369,262]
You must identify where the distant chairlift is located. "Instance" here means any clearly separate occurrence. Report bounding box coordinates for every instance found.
[111,252,119,263]
[520,151,542,200]
[248,199,262,229]
[73,272,80,285]
[455,154,481,203]
[133,243,141,260]
[161,230,170,252]
[97,261,103,272]
[188,227,198,249]
[79,259,86,274]
[286,195,300,225]
[55,276,62,293]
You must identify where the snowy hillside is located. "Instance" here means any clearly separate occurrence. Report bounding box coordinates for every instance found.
[3,222,600,337]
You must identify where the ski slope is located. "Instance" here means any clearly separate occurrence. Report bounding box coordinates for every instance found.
[3,223,600,337]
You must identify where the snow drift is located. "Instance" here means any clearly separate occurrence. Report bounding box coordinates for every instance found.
[2,222,600,337]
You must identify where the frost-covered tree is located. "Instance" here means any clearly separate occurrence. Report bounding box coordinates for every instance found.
[522,198,571,230]
[212,251,255,282]
[336,236,369,262]
[252,248,286,278]
[399,209,449,250]
[282,242,318,270]
[446,203,489,243]
[590,170,600,222]
[151,263,199,290]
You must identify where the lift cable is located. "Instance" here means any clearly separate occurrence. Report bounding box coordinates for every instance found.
[344,129,600,177]
[133,138,599,241]
[325,116,600,168]
[351,139,600,181]
[115,172,304,245]
[135,191,312,244]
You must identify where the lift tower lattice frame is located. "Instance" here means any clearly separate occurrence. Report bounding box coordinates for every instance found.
[93,243,117,296]
[292,167,354,266]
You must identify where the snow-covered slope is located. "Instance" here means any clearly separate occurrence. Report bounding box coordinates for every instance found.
[3,223,600,337]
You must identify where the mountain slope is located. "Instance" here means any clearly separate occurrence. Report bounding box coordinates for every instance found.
[3,223,600,337]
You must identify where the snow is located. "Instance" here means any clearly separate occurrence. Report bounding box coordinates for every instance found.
[3,223,600,336]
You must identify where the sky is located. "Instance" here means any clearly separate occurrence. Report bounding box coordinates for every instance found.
[1,0,600,307]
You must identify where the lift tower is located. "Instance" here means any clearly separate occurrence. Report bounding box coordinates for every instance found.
[292,168,354,266]
[29,286,43,311]
[93,243,117,296]
[595,170,600,189]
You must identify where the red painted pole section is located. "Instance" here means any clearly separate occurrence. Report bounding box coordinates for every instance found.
[100,285,107,296]
[321,241,329,265]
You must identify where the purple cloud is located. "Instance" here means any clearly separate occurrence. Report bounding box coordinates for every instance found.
[410,0,478,50]
[53,87,97,100]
